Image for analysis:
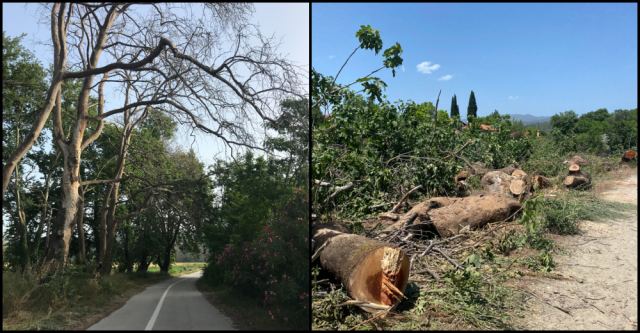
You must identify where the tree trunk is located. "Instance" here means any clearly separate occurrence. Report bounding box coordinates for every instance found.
[34,168,53,262]
[75,186,86,265]
[44,150,81,271]
[481,170,531,198]
[159,249,171,273]
[97,197,109,266]
[563,173,591,189]
[532,175,552,191]
[159,223,180,273]
[382,195,522,238]
[427,195,522,237]
[138,255,150,273]
[312,225,410,308]
[100,112,134,275]
[44,205,53,259]
[13,153,31,274]
[122,226,133,272]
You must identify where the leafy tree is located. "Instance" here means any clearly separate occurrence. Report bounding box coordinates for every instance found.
[2,32,48,272]
[314,25,403,114]
[467,90,478,119]
[450,94,460,119]
[550,111,578,134]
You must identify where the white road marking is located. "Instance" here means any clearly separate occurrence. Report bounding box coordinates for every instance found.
[144,278,187,330]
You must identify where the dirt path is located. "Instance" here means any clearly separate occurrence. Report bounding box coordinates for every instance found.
[516,171,637,330]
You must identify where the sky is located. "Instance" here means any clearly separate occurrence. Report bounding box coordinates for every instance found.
[312,3,637,117]
[2,2,309,167]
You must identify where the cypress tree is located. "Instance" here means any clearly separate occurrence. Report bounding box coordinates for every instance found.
[467,90,477,119]
[450,94,460,118]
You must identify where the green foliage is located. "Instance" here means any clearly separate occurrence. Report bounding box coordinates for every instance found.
[382,42,403,77]
[550,108,637,155]
[355,25,383,54]
[201,98,309,328]
[450,94,460,119]
[311,281,366,330]
[313,92,532,219]
[467,90,478,119]
[2,32,50,272]
[522,136,566,177]
[496,232,525,256]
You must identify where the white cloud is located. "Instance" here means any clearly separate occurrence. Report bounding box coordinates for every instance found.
[328,55,335,60]
[401,65,406,72]
[416,61,440,74]
[438,74,453,81]
[508,95,519,100]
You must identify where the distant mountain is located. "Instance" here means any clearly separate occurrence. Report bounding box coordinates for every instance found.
[508,114,551,125]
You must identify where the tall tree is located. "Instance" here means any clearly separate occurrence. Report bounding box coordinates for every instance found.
[467,90,477,119]
[5,3,302,273]
[450,94,460,118]
[2,32,48,272]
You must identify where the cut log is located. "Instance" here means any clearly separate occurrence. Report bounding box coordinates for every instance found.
[427,195,522,237]
[378,212,399,221]
[622,149,637,162]
[509,179,526,195]
[532,175,552,190]
[511,169,527,179]
[312,227,410,309]
[563,175,590,189]
[383,197,457,232]
[481,171,516,197]
[568,163,580,172]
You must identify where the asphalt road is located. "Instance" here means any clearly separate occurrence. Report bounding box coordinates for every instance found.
[88,271,235,330]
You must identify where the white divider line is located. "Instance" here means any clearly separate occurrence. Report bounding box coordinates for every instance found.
[145,278,187,330]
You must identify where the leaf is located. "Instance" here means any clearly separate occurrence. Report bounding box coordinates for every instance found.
[355,25,383,54]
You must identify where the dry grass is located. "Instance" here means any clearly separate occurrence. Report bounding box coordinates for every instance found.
[2,262,207,330]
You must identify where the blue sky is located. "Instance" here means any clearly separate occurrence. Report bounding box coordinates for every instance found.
[313,3,637,117]
[2,3,309,167]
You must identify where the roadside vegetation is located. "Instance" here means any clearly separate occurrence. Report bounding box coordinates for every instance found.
[199,98,309,330]
[3,268,167,330]
[3,3,307,331]
[311,24,637,330]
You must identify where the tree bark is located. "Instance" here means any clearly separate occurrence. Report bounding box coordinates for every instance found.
[427,195,522,237]
[532,175,552,191]
[44,147,81,270]
[42,4,119,274]
[563,173,591,189]
[13,142,31,273]
[312,225,410,308]
[34,165,54,262]
[75,186,86,265]
[100,111,135,275]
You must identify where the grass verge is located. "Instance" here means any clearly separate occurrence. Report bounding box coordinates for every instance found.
[2,262,208,330]
[2,269,169,330]
[146,262,207,276]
